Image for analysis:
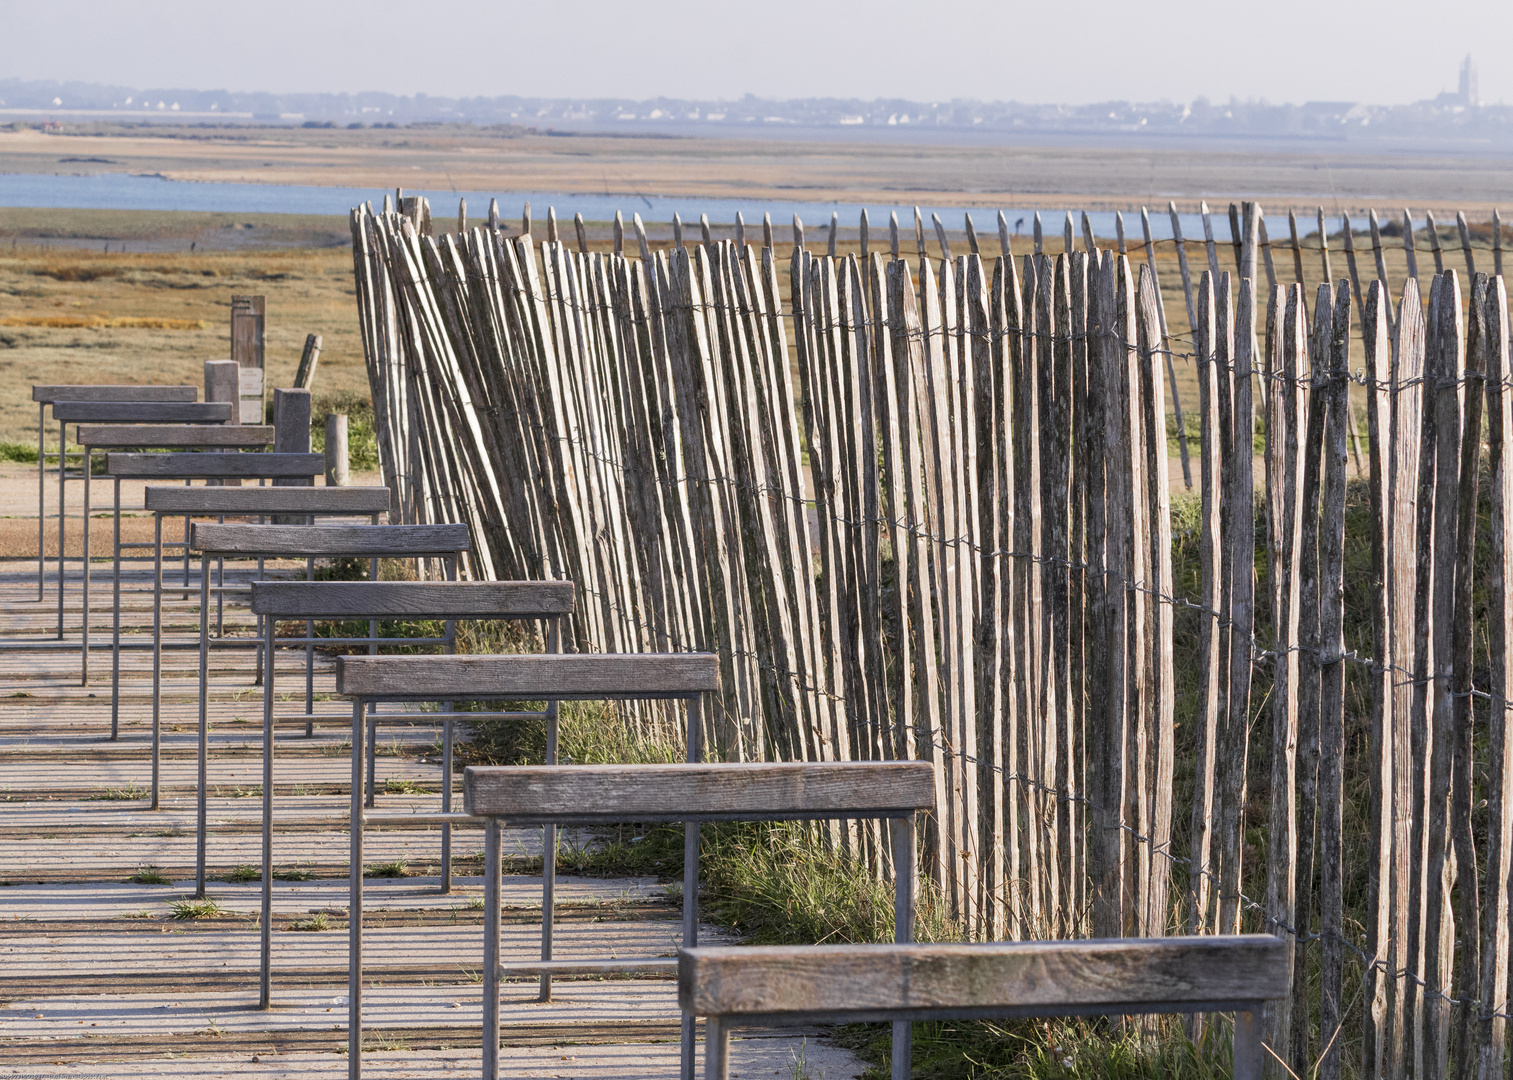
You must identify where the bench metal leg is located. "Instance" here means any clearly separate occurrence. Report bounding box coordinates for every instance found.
[682,693,703,1080]
[483,816,501,1080]
[349,700,365,1080]
[150,513,162,810]
[1233,1009,1260,1080]
[305,555,314,733]
[111,479,121,740]
[81,446,90,685]
[195,556,211,899]
[366,717,377,809]
[37,404,44,601]
[704,1016,728,1080]
[260,609,276,1007]
[538,618,560,1000]
[57,422,65,639]
[441,715,453,894]
[890,816,916,1080]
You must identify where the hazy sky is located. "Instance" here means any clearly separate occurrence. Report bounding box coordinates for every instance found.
[2,0,1509,106]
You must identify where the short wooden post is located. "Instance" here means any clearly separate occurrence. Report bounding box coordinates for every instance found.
[294,334,322,390]
[231,295,266,424]
[204,360,240,423]
[273,389,313,522]
[325,414,349,487]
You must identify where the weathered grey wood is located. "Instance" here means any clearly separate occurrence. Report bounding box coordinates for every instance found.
[76,424,272,448]
[254,579,573,618]
[679,936,1288,1018]
[51,401,233,423]
[106,451,322,478]
[294,334,322,390]
[1426,210,1445,273]
[1318,281,1350,1080]
[192,522,470,556]
[1287,209,1306,283]
[464,761,936,822]
[142,484,389,514]
[1496,208,1504,277]
[1361,280,1393,1080]
[231,294,266,424]
[33,384,196,403]
[324,414,349,486]
[1456,211,1477,278]
[1139,207,1191,489]
[932,213,951,260]
[1033,211,1044,254]
[1403,208,1420,281]
[338,650,715,700]
[1447,274,1486,1079]
[1478,274,1513,1080]
[204,359,239,422]
[1317,207,1333,283]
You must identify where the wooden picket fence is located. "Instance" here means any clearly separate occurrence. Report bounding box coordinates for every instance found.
[349,195,1513,1080]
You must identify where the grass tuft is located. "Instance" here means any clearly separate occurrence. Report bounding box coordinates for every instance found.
[169,897,223,920]
[225,865,261,883]
[128,866,170,885]
[90,781,147,801]
[364,860,407,879]
[288,912,330,932]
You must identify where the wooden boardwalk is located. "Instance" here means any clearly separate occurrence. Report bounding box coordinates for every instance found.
[0,558,862,1076]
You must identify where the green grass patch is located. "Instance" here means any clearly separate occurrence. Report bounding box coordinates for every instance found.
[364,860,407,879]
[127,866,170,885]
[288,912,330,932]
[169,897,223,919]
[90,781,147,801]
[0,441,38,464]
[224,865,260,883]
[273,865,316,881]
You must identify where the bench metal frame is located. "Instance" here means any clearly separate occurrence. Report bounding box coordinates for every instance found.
[41,398,231,640]
[681,935,1288,1080]
[28,385,198,623]
[253,581,574,1017]
[191,525,473,903]
[138,485,391,808]
[32,434,274,689]
[450,757,934,1080]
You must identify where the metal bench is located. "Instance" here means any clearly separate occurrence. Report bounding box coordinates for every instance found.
[681,934,1289,1080]
[28,386,200,629]
[187,525,473,900]
[136,485,391,807]
[248,580,574,1014]
[454,756,936,1080]
[77,449,309,691]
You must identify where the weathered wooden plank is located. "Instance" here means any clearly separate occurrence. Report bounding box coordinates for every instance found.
[77,424,273,448]
[1140,206,1191,489]
[51,401,233,423]
[34,384,197,403]
[191,522,471,556]
[1447,273,1486,1078]
[253,579,573,618]
[1318,282,1350,1080]
[680,936,1289,1017]
[464,761,937,822]
[337,651,716,700]
[1136,266,1175,941]
[1361,280,1393,1080]
[105,452,322,478]
[1478,274,1513,1080]
[142,485,390,514]
[1423,270,1462,1080]
[1190,270,1222,938]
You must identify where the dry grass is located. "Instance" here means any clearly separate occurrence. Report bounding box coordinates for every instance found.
[0,230,368,444]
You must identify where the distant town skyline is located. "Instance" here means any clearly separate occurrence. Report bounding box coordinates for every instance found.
[0,0,1509,108]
